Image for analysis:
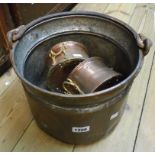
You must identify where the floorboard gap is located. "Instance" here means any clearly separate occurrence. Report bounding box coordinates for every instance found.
[133,49,155,151]
[11,119,34,152]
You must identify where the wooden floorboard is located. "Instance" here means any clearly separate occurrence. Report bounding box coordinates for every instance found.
[0,79,33,151]
[133,8,155,152]
[104,3,136,23]
[13,121,73,152]
[72,3,109,12]
[0,68,16,95]
[134,47,155,152]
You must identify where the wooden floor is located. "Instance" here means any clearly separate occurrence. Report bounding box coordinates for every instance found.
[0,3,155,152]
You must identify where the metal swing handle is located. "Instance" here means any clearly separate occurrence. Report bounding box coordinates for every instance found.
[137,33,152,56]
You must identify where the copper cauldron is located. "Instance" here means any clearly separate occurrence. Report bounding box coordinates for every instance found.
[8,12,152,144]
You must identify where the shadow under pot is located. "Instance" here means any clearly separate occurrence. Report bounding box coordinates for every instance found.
[46,59,84,93]
[63,57,123,94]
[48,41,89,66]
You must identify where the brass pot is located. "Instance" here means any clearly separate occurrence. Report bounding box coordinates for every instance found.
[63,57,123,94]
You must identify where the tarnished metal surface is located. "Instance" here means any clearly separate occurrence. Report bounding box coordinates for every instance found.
[23,83,130,144]
[48,41,88,66]
[7,12,152,144]
[63,57,122,94]
[46,59,83,93]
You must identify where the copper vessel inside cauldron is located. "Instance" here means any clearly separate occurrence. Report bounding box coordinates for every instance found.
[48,41,89,66]
[63,57,123,94]
[45,41,89,93]
[46,59,83,93]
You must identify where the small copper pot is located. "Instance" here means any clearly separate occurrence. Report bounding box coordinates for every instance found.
[48,41,88,66]
[63,57,123,94]
[46,59,83,93]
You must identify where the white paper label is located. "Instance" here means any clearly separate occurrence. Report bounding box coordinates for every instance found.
[110,112,119,120]
[72,126,90,133]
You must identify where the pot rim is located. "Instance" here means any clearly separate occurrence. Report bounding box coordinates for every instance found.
[11,11,144,98]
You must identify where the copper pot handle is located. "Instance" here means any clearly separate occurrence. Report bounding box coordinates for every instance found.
[49,43,67,65]
[63,79,84,94]
[137,33,152,56]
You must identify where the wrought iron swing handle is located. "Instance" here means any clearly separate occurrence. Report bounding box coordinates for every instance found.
[137,33,152,56]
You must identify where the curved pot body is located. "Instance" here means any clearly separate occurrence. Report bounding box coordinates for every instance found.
[8,12,152,144]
